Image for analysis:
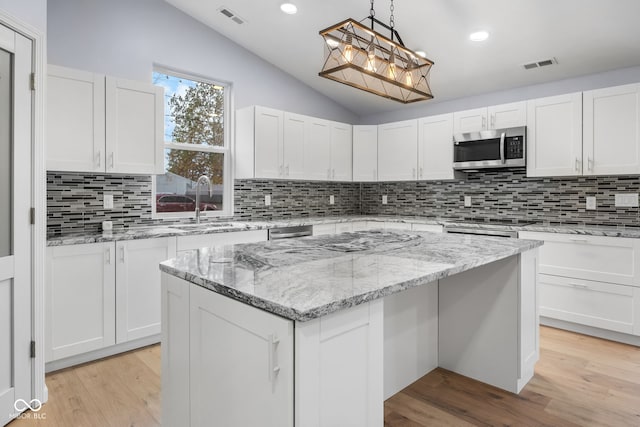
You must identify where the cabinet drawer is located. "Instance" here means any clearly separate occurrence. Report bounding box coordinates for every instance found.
[519,232,640,286]
[539,274,640,335]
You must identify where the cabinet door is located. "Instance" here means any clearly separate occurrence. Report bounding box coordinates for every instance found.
[330,122,352,181]
[352,125,378,182]
[283,112,306,179]
[526,93,583,177]
[46,65,105,172]
[116,237,177,343]
[583,83,640,175]
[190,284,293,427]
[106,77,164,174]
[46,243,115,362]
[377,120,418,181]
[417,113,454,180]
[453,107,487,134]
[254,106,284,179]
[488,101,526,129]
[304,118,331,180]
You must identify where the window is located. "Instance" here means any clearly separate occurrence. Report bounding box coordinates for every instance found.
[152,68,232,218]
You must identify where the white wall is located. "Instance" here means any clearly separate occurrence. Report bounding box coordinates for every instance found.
[0,0,46,33]
[47,0,357,124]
[360,65,640,124]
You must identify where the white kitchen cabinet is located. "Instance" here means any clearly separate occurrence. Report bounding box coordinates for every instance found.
[330,122,353,181]
[526,93,583,177]
[583,83,640,175]
[46,242,115,362]
[115,237,176,343]
[304,118,332,180]
[236,106,284,179]
[417,113,455,180]
[283,112,306,179]
[47,65,105,172]
[46,65,164,174]
[106,77,164,174]
[377,120,419,181]
[189,283,294,427]
[176,230,268,254]
[352,125,378,182]
[453,101,526,134]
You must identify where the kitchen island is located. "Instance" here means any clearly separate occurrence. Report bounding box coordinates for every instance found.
[160,230,542,427]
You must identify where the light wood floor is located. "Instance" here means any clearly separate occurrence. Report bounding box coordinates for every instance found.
[9,326,640,426]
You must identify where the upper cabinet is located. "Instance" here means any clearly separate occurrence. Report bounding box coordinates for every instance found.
[417,113,455,180]
[353,125,378,182]
[526,93,583,177]
[236,106,283,179]
[47,65,164,174]
[583,83,640,176]
[283,112,307,179]
[453,101,526,134]
[330,122,353,181]
[378,120,418,181]
[303,118,331,180]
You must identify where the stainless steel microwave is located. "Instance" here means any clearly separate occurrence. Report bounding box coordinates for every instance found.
[453,126,526,170]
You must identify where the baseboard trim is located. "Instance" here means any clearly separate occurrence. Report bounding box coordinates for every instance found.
[541,317,640,347]
[45,334,161,373]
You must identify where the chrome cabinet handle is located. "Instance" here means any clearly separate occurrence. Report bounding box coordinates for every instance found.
[419,167,424,178]
[269,334,280,382]
[569,238,589,243]
[119,246,126,262]
[286,165,289,176]
[588,157,593,172]
[499,132,506,164]
[569,282,590,290]
[109,152,114,169]
[327,168,331,179]
[575,158,579,172]
[332,169,336,179]
[105,248,111,265]
[96,151,101,168]
[412,168,416,179]
[482,116,486,129]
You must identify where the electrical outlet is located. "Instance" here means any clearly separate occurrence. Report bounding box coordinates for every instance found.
[264,195,271,206]
[615,193,639,208]
[103,194,113,209]
[586,196,597,210]
[464,196,472,207]
[382,195,388,205]
[329,195,335,205]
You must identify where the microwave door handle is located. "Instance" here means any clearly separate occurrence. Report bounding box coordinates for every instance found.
[500,132,506,164]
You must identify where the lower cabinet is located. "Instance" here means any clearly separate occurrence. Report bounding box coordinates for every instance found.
[46,237,176,365]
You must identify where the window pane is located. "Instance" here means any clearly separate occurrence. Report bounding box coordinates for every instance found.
[156,149,224,213]
[152,72,225,147]
[0,49,12,257]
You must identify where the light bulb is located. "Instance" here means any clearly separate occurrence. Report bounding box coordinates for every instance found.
[344,44,353,62]
[366,43,376,71]
[388,52,397,79]
[405,72,413,86]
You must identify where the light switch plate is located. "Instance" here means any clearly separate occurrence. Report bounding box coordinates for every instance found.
[615,193,638,207]
[264,195,271,206]
[382,195,388,205]
[464,196,472,207]
[586,196,596,210]
[329,195,335,205]
[103,194,113,209]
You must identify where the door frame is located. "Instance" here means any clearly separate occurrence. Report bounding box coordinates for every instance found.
[0,9,47,405]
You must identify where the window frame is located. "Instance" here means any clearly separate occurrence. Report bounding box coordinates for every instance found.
[151,65,234,220]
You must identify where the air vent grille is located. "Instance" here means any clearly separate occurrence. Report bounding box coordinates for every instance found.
[218,7,245,24]
[523,57,558,70]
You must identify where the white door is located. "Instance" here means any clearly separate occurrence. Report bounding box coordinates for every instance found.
[526,93,583,177]
[330,122,352,181]
[377,120,418,181]
[304,118,331,180]
[283,112,306,179]
[418,113,454,180]
[106,76,164,174]
[453,107,487,134]
[0,25,33,425]
[352,125,378,182]
[583,83,640,175]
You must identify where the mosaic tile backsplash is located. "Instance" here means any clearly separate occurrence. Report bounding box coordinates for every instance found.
[47,169,640,236]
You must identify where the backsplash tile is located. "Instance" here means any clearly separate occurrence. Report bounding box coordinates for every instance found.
[47,169,640,237]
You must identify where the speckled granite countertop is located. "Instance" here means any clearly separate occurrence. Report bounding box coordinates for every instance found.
[159,230,543,321]
[46,215,640,246]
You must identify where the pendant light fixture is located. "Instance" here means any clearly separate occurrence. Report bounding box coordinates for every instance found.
[319,0,434,103]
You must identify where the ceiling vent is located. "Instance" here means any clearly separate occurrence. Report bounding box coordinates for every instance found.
[523,57,558,70]
[218,7,246,25]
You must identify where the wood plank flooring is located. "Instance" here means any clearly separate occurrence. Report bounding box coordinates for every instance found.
[9,326,640,426]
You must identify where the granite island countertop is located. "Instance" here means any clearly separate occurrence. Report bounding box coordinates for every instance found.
[159,230,543,322]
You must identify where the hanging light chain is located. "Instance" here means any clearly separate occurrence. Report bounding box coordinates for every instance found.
[389,0,395,30]
[370,0,375,17]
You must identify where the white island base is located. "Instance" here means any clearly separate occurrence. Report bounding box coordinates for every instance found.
[161,249,538,427]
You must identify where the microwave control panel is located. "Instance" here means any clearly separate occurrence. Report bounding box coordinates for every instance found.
[505,136,524,159]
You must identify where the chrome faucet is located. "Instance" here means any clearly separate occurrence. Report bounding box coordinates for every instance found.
[195,175,213,224]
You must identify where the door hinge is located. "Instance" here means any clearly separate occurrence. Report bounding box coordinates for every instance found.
[30,341,36,358]
[30,73,36,91]
[29,207,35,225]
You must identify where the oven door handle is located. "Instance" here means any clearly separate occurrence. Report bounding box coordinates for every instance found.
[499,132,506,164]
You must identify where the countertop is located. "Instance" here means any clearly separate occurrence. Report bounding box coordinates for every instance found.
[46,215,640,246]
[159,230,543,322]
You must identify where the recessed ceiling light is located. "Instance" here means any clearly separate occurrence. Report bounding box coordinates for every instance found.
[280,3,297,14]
[469,31,489,42]
[414,50,427,58]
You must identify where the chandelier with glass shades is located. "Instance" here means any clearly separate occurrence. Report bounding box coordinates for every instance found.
[319,0,434,103]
